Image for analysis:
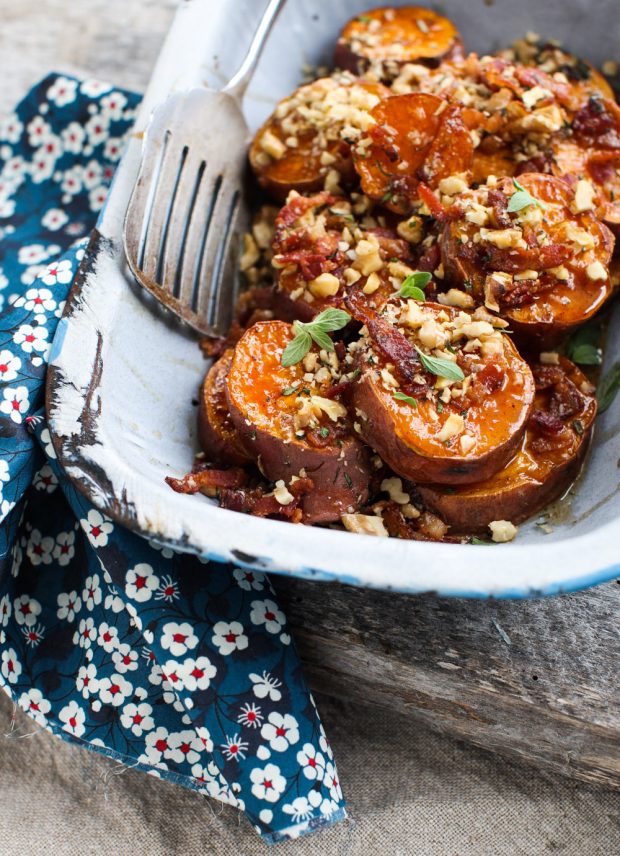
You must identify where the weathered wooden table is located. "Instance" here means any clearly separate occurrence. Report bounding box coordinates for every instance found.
[6,0,619,796]
[275,576,620,788]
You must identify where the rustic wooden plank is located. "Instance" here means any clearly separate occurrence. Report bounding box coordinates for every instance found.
[274,576,620,788]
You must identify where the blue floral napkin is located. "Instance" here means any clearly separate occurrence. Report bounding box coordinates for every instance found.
[0,74,345,843]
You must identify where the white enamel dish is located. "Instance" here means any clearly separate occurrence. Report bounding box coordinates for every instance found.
[47,0,620,597]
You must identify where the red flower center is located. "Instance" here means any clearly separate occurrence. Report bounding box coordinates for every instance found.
[90,526,101,537]
[135,575,146,589]
[133,714,143,725]
[276,727,286,737]
[180,742,191,754]
[172,633,186,644]
[264,611,276,621]
[225,633,237,643]
[69,716,77,728]
[247,711,256,721]
[263,779,272,789]
[155,738,167,752]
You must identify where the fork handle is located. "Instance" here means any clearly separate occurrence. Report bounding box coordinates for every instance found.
[222,0,286,100]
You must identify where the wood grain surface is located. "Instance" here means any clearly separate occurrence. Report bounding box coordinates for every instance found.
[3,0,619,791]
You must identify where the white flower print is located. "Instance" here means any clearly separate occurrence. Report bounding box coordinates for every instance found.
[282,796,314,823]
[97,621,119,653]
[73,617,96,649]
[84,113,110,147]
[143,726,170,765]
[120,701,154,737]
[0,268,8,290]
[0,350,22,384]
[14,287,56,314]
[1,648,21,685]
[221,734,249,762]
[166,730,204,765]
[76,663,99,698]
[104,587,125,613]
[82,573,102,609]
[103,137,123,161]
[26,116,53,148]
[232,568,265,591]
[21,623,45,648]
[38,258,74,286]
[195,725,213,754]
[211,620,248,656]
[30,148,57,184]
[40,428,56,459]
[53,531,76,566]
[3,155,28,183]
[0,459,9,485]
[61,121,86,154]
[13,594,42,627]
[13,323,48,355]
[154,575,179,603]
[18,243,53,266]
[0,113,23,143]
[112,644,138,674]
[297,743,326,781]
[176,656,217,692]
[261,712,300,753]
[21,263,46,286]
[249,671,282,702]
[26,528,54,565]
[82,160,103,190]
[61,165,83,196]
[0,198,15,218]
[0,594,11,627]
[33,463,58,493]
[0,499,15,524]
[98,673,133,707]
[250,763,287,803]
[160,621,198,658]
[250,599,286,635]
[80,509,114,547]
[323,761,343,803]
[88,184,108,212]
[59,700,86,737]
[46,76,78,107]
[41,208,69,231]
[237,702,264,729]
[80,78,112,98]
[100,91,128,120]
[18,688,51,726]
[56,590,81,622]
[0,385,29,423]
[125,563,159,602]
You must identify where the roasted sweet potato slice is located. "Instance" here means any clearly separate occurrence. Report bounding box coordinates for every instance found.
[271,191,414,321]
[249,75,389,201]
[348,299,535,485]
[419,358,596,531]
[198,350,252,466]
[352,93,473,215]
[225,320,371,523]
[441,174,615,348]
[334,6,463,77]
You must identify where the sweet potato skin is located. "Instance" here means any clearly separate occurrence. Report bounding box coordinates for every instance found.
[334,6,464,75]
[198,350,251,466]
[350,303,536,485]
[225,321,371,523]
[419,359,597,531]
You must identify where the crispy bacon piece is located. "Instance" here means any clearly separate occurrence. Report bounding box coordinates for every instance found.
[529,409,564,436]
[166,467,248,495]
[381,502,450,541]
[572,97,620,149]
[418,183,463,222]
[218,477,315,520]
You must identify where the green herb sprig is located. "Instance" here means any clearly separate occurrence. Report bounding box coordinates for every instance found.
[399,271,432,302]
[393,390,418,408]
[415,346,465,382]
[597,360,620,413]
[507,178,545,213]
[281,308,350,367]
[565,321,603,366]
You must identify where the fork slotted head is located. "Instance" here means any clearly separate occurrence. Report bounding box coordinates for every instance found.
[123,0,285,338]
[123,89,250,337]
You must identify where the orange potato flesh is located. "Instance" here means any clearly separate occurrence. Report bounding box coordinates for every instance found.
[353,92,473,214]
[419,358,596,532]
[334,6,463,75]
[198,350,251,466]
[249,77,389,202]
[226,321,371,522]
[441,174,615,348]
[350,302,535,485]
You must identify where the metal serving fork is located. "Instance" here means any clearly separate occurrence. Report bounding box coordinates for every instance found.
[123,0,285,337]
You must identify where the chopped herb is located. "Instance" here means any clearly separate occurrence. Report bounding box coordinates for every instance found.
[380,190,394,204]
[393,390,418,408]
[507,177,545,213]
[319,427,330,438]
[281,308,351,367]
[471,536,492,545]
[415,347,465,382]
[463,279,473,292]
[570,344,602,365]
[281,386,299,396]
[565,320,603,365]
[357,14,371,22]
[344,472,353,489]
[437,400,444,413]
[572,419,584,436]
[598,360,620,413]
[399,271,432,301]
